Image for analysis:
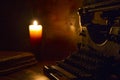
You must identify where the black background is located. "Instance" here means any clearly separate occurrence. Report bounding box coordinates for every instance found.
[0,0,32,51]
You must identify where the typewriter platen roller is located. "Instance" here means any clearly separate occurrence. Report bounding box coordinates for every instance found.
[43,0,120,80]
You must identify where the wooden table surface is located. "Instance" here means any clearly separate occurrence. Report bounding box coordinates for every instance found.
[0,61,56,80]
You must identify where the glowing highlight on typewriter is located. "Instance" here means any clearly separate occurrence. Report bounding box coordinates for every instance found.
[29,20,42,46]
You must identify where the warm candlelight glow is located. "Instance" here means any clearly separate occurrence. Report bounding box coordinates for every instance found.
[33,20,38,25]
[29,20,42,46]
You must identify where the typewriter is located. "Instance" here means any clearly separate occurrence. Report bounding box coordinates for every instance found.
[43,0,120,80]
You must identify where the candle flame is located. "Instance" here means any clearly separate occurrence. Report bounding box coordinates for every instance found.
[29,20,42,39]
[29,20,42,31]
[33,20,38,25]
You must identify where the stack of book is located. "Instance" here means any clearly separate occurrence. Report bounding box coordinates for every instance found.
[0,51,37,75]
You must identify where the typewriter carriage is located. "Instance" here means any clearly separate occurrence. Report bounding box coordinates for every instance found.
[78,0,120,44]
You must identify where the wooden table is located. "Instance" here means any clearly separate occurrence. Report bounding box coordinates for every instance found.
[0,61,56,80]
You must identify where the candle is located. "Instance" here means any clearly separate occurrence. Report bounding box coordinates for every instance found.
[29,20,42,47]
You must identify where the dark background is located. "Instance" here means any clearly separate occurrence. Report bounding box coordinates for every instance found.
[0,0,83,60]
[0,0,32,51]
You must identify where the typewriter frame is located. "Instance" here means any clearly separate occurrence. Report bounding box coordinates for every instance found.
[43,0,120,80]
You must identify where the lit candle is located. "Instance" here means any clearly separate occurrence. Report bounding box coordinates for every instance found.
[29,20,42,47]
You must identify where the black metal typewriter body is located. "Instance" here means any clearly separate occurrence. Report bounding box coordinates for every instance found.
[43,0,120,80]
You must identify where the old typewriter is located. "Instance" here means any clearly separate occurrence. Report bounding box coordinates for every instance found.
[43,0,120,80]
